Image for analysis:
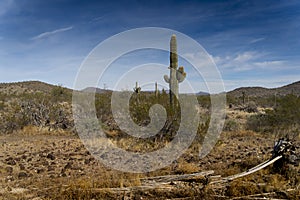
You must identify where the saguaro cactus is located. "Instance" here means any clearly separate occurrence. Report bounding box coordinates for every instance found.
[133,81,141,94]
[164,34,186,107]
[133,81,141,104]
[155,82,158,98]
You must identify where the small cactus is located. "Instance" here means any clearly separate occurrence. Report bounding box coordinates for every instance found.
[133,82,141,94]
[164,34,186,107]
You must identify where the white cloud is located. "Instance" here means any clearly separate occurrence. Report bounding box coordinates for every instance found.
[233,51,258,62]
[89,16,105,23]
[253,60,285,69]
[249,37,265,44]
[212,51,284,72]
[31,26,73,40]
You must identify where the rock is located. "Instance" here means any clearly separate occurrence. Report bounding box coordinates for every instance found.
[71,165,83,171]
[21,154,27,160]
[35,168,44,174]
[46,153,55,160]
[19,164,25,170]
[84,159,89,164]
[5,166,13,174]
[64,162,72,170]
[47,166,55,171]
[5,157,16,165]
[18,171,28,178]
[5,176,14,182]
[84,150,91,156]
[41,159,49,166]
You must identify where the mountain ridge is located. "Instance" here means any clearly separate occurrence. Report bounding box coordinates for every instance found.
[1,80,299,97]
[227,81,300,97]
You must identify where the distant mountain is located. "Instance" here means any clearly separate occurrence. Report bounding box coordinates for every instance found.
[196,91,210,96]
[227,81,300,98]
[1,80,299,98]
[0,81,71,95]
[81,87,112,94]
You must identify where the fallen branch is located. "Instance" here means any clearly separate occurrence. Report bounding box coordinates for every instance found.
[211,156,283,184]
[141,170,214,184]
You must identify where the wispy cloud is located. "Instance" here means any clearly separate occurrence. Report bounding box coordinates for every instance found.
[212,51,288,72]
[89,16,105,23]
[253,60,286,69]
[250,37,265,44]
[31,26,73,40]
[233,51,259,62]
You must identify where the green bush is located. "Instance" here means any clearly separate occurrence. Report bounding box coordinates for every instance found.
[247,94,300,135]
[224,119,239,131]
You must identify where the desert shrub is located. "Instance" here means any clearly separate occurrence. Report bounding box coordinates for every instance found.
[51,85,72,102]
[247,94,300,135]
[0,92,73,134]
[197,95,211,109]
[224,119,239,131]
[245,101,258,113]
[269,94,300,126]
[247,112,271,132]
[225,179,260,197]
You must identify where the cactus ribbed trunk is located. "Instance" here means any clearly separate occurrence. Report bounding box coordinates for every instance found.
[164,34,186,108]
[133,81,141,104]
[155,82,158,98]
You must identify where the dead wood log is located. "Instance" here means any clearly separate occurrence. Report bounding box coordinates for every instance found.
[141,170,214,184]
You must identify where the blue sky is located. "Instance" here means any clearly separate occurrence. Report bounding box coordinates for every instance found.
[0,0,300,92]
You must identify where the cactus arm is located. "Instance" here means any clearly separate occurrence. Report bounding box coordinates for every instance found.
[177,71,186,83]
[164,75,170,83]
[176,66,186,83]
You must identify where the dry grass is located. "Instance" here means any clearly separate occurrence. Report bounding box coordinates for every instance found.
[18,125,73,136]
[0,125,298,199]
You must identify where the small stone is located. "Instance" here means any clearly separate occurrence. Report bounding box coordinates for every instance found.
[6,175,14,182]
[84,158,91,164]
[60,173,67,177]
[64,162,72,169]
[18,171,28,178]
[35,168,44,174]
[47,166,55,171]
[5,157,16,165]
[19,164,25,170]
[21,154,27,160]
[5,166,13,174]
[46,153,55,160]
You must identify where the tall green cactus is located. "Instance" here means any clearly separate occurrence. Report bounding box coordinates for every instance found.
[155,82,158,98]
[164,34,186,107]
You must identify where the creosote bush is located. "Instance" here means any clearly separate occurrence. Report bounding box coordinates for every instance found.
[247,94,300,136]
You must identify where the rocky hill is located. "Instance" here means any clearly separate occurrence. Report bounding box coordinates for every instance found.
[0,81,72,95]
[81,87,112,94]
[227,81,300,98]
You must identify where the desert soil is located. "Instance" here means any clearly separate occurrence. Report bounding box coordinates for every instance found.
[0,130,298,199]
